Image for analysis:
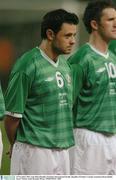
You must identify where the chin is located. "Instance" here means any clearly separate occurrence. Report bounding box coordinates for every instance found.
[63,52,70,55]
[65,50,72,54]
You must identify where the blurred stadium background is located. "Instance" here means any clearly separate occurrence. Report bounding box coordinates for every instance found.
[0,0,116,175]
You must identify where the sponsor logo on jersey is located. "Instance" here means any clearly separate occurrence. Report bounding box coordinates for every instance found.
[45,77,54,82]
[96,67,106,73]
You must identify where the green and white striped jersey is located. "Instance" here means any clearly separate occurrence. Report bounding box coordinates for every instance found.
[69,43,116,134]
[0,83,5,120]
[5,47,74,148]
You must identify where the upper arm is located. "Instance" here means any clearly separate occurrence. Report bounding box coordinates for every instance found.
[4,115,20,129]
[4,115,20,145]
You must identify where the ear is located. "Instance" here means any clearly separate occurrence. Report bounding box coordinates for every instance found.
[90,20,98,31]
[46,29,55,41]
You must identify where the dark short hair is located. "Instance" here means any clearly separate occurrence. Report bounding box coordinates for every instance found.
[83,0,116,34]
[41,9,79,39]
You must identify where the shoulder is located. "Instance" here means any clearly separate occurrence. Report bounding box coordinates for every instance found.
[11,47,41,76]
[68,44,91,65]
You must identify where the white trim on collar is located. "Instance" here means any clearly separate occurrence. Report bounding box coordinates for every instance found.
[36,47,59,67]
[87,43,109,59]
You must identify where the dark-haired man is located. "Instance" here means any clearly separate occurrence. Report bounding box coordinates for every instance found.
[4,9,79,175]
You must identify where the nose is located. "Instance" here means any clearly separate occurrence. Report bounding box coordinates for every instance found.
[70,36,76,44]
[114,18,116,26]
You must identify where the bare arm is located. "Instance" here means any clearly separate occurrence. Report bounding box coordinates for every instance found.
[4,115,20,146]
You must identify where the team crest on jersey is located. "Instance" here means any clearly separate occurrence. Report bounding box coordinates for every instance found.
[66,74,71,84]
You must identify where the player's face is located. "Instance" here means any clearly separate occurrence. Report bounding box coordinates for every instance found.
[52,23,77,54]
[98,8,116,41]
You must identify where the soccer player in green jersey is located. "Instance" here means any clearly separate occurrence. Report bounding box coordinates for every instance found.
[4,9,79,175]
[69,0,116,175]
[0,83,5,169]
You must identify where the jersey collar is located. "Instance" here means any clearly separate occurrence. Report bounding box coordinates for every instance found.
[36,47,59,67]
[87,43,109,59]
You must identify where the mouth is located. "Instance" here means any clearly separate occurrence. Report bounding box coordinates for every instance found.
[112,30,116,33]
[64,48,72,54]
[67,46,73,50]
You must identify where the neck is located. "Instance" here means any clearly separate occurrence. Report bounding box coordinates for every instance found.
[89,33,109,54]
[39,40,58,62]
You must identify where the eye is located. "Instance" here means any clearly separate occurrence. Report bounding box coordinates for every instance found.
[108,17,115,21]
[65,34,71,38]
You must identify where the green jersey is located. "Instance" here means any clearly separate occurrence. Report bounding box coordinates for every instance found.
[5,47,74,148]
[0,83,5,120]
[109,40,116,54]
[69,43,116,134]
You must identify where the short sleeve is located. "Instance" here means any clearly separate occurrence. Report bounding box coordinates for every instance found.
[5,72,30,115]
